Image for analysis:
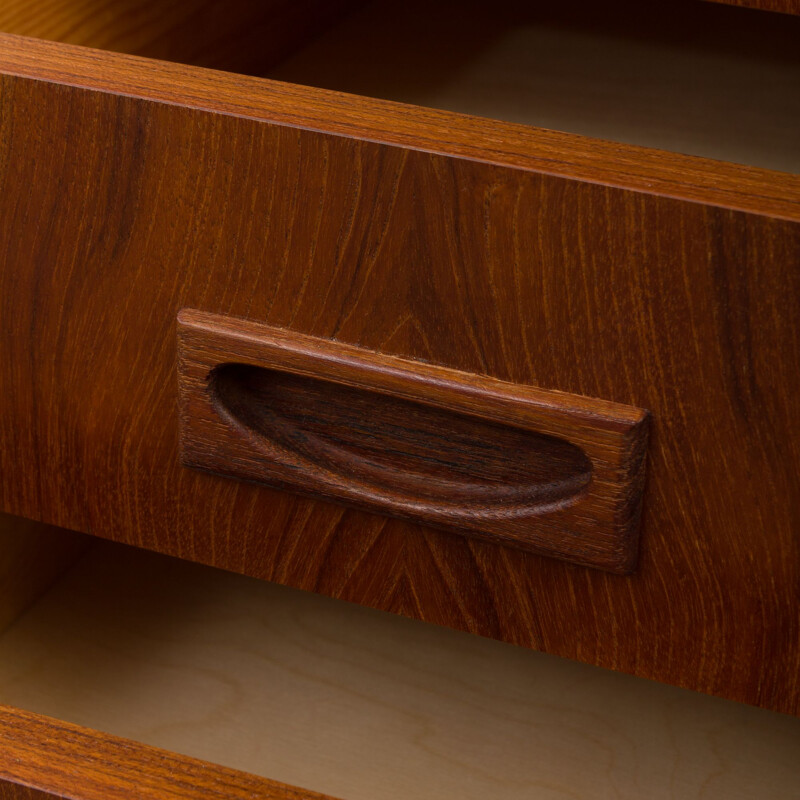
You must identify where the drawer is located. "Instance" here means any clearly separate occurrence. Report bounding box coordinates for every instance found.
[1,513,799,799]
[0,0,799,724]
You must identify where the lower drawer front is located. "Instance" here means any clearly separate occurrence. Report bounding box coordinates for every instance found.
[0,516,798,800]
[0,36,798,716]
[0,708,330,800]
[0,516,332,800]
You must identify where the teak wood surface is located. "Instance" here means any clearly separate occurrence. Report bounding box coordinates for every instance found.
[706,0,800,13]
[0,706,337,800]
[0,513,87,634]
[0,36,798,714]
[178,310,649,572]
[0,35,798,221]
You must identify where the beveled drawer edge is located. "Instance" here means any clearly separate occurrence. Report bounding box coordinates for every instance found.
[0,705,340,800]
[0,33,798,221]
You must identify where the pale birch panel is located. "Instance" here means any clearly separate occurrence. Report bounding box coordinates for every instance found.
[0,541,798,799]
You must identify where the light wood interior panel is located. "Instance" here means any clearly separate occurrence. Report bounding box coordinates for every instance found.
[269,0,800,172]
[0,540,797,800]
[0,0,364,74]
[0,513,88,634]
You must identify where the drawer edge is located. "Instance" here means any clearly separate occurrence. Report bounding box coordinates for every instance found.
[0,32,798,222]
[0,706,339,800]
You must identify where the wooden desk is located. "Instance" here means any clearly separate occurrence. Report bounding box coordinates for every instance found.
[0,1,798,795]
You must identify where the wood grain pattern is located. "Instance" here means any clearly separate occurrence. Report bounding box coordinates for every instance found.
[0,706,339,800]
[0,35,798,221]
[178,310,649,572]
[0,0,364,75]
[705,0,800,14]
[0,38,798,715]
[2,542,800,800]
[0,513,88,635]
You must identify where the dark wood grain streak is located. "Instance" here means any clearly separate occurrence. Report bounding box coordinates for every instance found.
[178,311,648,572]
[0,706,339,800]
[0,41,798,715]
[0,34,798,221]
[704,0,800,14]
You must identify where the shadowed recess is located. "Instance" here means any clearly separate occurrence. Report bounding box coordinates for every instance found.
[209,363,593,518]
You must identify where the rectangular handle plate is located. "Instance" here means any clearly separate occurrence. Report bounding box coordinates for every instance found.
[177,309,649,573]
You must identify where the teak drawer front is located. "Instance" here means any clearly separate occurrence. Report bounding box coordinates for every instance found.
[0,35,798,715]
[0,706,334,799]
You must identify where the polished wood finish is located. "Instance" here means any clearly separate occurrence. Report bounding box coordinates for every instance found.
[0,35,798,221]
[0,37,798,715]
[0,0,364,75]
[2,542,799,800]
[0,706,338,800]
[179,310,649,572]
[0,514,88,634]
[705,0,800,14]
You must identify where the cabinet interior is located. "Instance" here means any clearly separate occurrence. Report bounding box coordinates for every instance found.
[0,515,798,800]
[1,0,798,172]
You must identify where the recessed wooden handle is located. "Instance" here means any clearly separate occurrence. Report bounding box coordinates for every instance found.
[177,310,649,573]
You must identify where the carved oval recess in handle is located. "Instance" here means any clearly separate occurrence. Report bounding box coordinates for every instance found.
[178,309,649,573]
[209,363,592,519]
